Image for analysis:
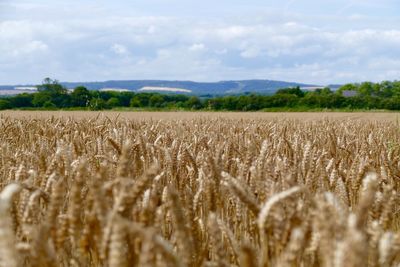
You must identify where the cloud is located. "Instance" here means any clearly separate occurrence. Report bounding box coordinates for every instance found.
[188,43,206,52]
[110,44,128,55]
[0,1,400,84]
[240,47,260,58]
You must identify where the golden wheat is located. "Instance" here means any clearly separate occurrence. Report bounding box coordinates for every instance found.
[0,113,398,267]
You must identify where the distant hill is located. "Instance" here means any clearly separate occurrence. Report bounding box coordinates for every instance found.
[0,79,322,95]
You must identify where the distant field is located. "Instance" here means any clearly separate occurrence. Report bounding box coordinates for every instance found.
[0,90,36,95]
[0,110,399,121]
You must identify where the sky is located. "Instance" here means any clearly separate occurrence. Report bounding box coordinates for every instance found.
[0,0,399,85]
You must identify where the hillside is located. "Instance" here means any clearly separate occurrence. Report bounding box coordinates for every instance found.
[0,79,319,95]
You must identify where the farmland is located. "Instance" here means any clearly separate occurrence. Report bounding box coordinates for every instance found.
[0,111,399,266]
[0,110,399,121]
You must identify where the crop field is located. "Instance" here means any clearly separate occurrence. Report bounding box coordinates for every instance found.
[0,110,400,121]
[0,111,399,267]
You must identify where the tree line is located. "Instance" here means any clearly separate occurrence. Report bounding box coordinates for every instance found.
[1,78,400,111]
[0,78,203,110]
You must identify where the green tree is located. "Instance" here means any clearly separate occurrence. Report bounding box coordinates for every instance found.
[391,81,400,97]
[337,84,358,95]
[37,78,68,95]
[299,92,319,107]
[383,97,400,110]
[314,87,333,95]
[43,100,57,109]
[106,97,120,108]
[118,92,135,106]
[9,93,34,107]
[32,93,52,107]
[268,94,299,107]
[89,98,106,110]
[205,98,223,110]
[149,94,164,107]
[71,86,91,107]
[36,78,69,107]
[0,99,11,110]
[130,96,142,108]
[235,95,251,110]
[276,86,305,97]
[132,93,151,107]
[185,96,202,109]
[358,82,374,96]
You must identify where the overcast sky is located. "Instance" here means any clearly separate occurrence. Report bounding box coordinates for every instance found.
[1,0,399,85]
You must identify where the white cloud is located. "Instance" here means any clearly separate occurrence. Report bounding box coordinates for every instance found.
[188,43,205,52]
[147,25,156,34]
[240,47,260,58]
[1,1,400,84]
[110,44,128,55]
[215,49,227,55]
[16,40,48,55]
[156,49,172,58]
[213,26,254,41]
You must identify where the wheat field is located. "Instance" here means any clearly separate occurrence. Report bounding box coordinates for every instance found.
[0,110,399,121]
[0,112,399,267]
